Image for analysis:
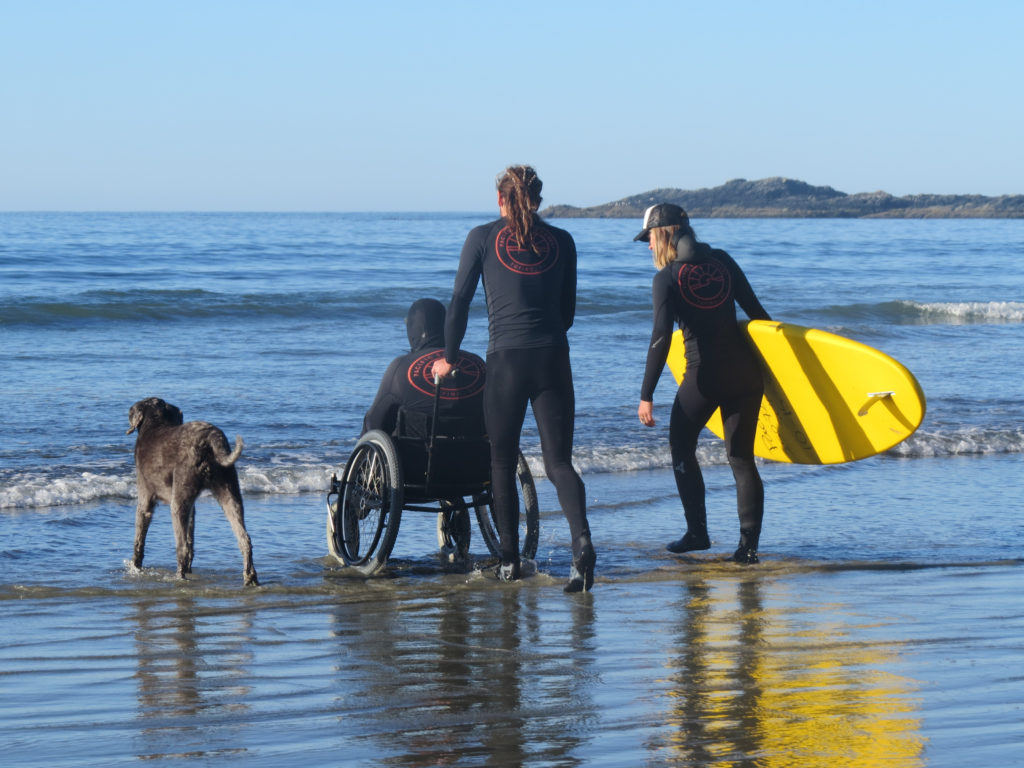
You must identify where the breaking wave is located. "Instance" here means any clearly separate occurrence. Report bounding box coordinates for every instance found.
[811,300,1024,325]
[3,426,1021,511]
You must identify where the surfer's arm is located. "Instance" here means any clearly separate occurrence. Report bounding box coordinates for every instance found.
[362,358,404,435]
[561,234,577,332]
[737,286,771,321]
[445,229,485,364]
[640,275,674,401]
[716,250,770,319]
[640,330,672,401]
[721,250,771,321]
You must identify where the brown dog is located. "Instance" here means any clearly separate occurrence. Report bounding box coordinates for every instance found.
[127,397,258,586]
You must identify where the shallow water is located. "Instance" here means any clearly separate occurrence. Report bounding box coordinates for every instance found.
[2,215,1023,765]
[4,459,1023,767]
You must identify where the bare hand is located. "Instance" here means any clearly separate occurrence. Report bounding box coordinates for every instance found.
[638,400,655,427]
[431,359,455,381]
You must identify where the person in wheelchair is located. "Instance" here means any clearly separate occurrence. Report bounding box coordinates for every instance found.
[361,298,487,562]
[362,297,486,440]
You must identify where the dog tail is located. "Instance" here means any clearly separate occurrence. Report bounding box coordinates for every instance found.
[216,435,245,467]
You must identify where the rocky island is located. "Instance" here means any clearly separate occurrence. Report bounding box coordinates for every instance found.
[541,177,1024,219]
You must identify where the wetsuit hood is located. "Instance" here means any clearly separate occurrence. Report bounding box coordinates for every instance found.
[406,298,446,352]
[671,229,703,263]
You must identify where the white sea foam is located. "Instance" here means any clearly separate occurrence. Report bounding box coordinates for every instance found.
[237,465,337,495]
[906,300,1024,323]
[0,465,333,510]
[0,472,135,510]
[561,442,724,477]
[891,427,1024,458]
[5,428,1019,511]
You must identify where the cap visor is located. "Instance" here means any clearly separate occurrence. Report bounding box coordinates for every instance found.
[633,229,650,242]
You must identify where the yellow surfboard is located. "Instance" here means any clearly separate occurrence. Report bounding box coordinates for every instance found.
[666,320,926,464]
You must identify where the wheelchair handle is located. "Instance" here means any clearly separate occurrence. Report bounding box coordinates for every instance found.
[426,374,443,482]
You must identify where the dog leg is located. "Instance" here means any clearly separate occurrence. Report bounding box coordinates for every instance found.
[133,495,157,568]
[170,492,196,580]
[214,486,259,586]
[184,504,196,573]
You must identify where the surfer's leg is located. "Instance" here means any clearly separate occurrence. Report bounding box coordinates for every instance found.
[530,347,593,591]
[667,382,715,552]
[721,392,765,563]
[484,350,530,572]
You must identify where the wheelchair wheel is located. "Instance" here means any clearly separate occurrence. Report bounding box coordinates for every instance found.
[474,451,539,560]
[436,500,472,563]
[329,430,403,576]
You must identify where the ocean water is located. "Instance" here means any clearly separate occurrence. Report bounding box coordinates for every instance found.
[2,213,1023,766]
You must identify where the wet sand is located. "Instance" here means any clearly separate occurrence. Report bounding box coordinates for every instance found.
[3,461,1023,767]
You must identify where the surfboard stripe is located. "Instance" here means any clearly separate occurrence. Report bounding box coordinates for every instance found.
[665,320,926,464]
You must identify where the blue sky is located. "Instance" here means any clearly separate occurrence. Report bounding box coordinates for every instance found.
[2,0,1021,211]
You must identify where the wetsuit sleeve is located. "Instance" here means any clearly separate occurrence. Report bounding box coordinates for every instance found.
[562,233,577,332]
[445,228,485,363]
[719,249,771,321]
[640,271,675,401]
[361,358,404,435]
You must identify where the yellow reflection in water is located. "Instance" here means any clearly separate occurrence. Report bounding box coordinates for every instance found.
[660,577,924,767]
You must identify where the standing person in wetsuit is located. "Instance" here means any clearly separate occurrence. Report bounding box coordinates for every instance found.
[634,204,771,564]
[432,165,595,592]
[362,298,485,439]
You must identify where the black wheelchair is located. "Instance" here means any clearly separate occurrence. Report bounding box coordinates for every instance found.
[326,405,540,577]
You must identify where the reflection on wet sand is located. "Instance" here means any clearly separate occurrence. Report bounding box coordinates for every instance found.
[120,571,928,765]
[659,577,924,767]
[132,594,253,762]
[2,563,962,766]
[329,582,596,766]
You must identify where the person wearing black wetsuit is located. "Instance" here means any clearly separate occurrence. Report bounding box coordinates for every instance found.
[433,165,594,592]
[362,298,485,439]
[635,204,771,564]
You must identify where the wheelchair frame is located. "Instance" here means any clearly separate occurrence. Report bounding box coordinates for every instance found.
[326,386,540,576]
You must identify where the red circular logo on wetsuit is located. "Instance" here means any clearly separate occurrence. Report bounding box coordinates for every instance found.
[495,226,560,275]
[408,350,485,399]
[677,259,731,309]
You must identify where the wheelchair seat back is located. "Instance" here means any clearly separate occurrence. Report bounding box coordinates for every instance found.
[394,409,490,500]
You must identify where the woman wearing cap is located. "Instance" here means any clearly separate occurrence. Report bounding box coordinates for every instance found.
[634,204,771,563]
[432,165,594,591]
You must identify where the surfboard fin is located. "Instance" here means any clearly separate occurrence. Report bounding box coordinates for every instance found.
[858,391,895,416]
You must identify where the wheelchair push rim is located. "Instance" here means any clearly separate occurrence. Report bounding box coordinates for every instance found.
[327,430,403,576]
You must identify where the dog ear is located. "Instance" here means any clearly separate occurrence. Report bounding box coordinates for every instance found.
[127,403,145,435]
[168,404,184,425]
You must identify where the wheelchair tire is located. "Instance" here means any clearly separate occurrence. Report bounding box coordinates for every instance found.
[332,430,404,576]
[474,451,540,560]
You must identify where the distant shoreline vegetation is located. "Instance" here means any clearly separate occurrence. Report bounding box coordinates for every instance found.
[540,177,1024,219]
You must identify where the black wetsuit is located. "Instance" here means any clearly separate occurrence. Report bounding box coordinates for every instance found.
[641,237,771,546]
[363,299,485,439]
[445,217,589,562]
